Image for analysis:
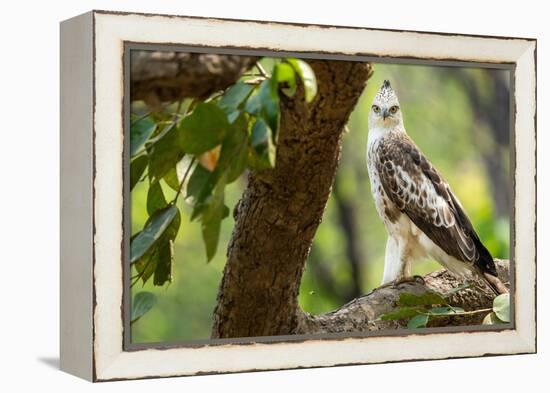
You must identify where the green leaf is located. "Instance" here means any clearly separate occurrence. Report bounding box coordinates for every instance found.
[134,250,156,284]
[249,118,276,169]
[187,116,249,221]
[274,62,297,97]
[130,155,148,191]
[178,103,229,154]
[222,205,230,219]
[130,116,156,156]
[379,307,422,321]
[244,90,262,115]
[130,205,178,264]
[251,118,270,153]
[427,306,465,316]
[201,211,222,261]
[216,114,249,183]
[226,139,248,183]
[258,79,280,133]
[187,164,211,200]
[287,59,318,103]
[200,178,227,261]
[131,291,157,323]
[163,167,179,191]
[133,208,181,286]
[153,210,181,285]
[244,79,280,135]
[165,207,181,241]
[146,181,167,216]
[153,239,173,286]
[493,293,510,322]
[407,314,429,329]
[188,116,248,208]
[219,82,254,113]
[163,157,192,192]
[397,291,446,307]
[227,110,241,124]
[191,202,208,221]
[483,311,505,325]
[191,176,224,221]
[148,123,185,183]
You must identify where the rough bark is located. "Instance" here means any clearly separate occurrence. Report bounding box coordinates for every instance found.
[211,60,373,339]
[130,51,257,107]
[296,259,509,334]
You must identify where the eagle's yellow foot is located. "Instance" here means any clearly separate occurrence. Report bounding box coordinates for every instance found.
[378,275,425,290]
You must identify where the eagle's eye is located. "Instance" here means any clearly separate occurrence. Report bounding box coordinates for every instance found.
[389,105,399,114]
[372,105,380,113]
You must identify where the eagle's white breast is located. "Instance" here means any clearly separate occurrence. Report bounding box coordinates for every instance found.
[367,128,425,251]
[366,128,474,283]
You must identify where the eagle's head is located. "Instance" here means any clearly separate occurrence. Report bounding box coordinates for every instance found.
[369,80,403,130]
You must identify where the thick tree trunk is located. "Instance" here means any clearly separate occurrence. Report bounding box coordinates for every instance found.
[211,60,373,338]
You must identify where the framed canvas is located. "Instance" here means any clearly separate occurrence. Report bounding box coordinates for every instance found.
[60,10,537,382]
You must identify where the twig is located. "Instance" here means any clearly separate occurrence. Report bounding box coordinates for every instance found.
[131,256,154,288]
[243,77,266,85]
[172,157,197,204]
[425,307,492,317]
[205,90,226,103]
[242,72,263,77]
[255,62,269,78]
[130,102,173,125]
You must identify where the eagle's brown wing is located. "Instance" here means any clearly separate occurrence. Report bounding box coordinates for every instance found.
[376,132,496,276]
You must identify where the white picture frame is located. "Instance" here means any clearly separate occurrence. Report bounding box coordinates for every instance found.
[60,10,536,381]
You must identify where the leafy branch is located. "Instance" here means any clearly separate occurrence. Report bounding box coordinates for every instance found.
[128,58,319,322]
[379,288,510,329]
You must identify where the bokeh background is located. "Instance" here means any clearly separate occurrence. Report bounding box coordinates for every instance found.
[131,59,511,343]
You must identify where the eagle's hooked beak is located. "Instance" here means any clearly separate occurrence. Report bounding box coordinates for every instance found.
[382,109,390,120]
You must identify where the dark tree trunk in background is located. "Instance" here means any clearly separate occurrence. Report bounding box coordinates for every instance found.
[307,177,365,304]
[331,177,364,299]
[211,60,372,338]
[456,69,511,217]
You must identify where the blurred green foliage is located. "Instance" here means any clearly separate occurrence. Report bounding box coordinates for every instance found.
[131,60,510,343]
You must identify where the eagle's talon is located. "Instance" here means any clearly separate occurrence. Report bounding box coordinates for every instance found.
[412,275,425,285]
[378,275,425,290]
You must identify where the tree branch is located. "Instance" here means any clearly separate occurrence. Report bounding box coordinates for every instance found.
[130,51,258,107]
[296,259,510,334]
